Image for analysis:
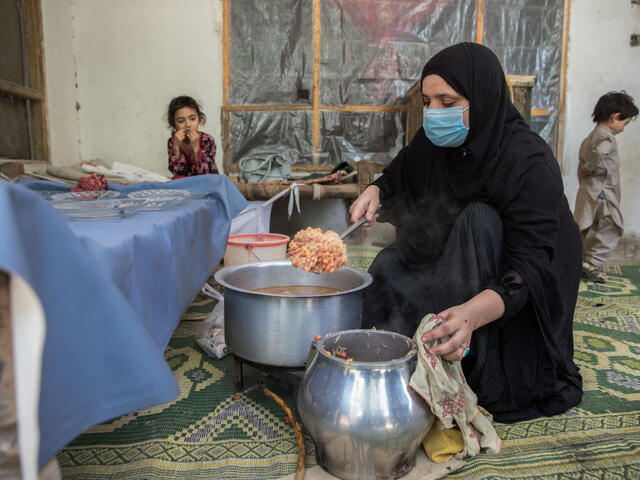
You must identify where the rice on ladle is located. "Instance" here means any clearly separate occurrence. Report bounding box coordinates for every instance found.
[288,227,347,273]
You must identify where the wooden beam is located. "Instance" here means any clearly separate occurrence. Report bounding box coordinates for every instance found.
[506,74,536,88]
[222,104,405,113]
[234,182,359,200]
[228,164,334,174]
[222,0,230,109]
[23,0,50,162]
[357,160,375,194]
[475,0,485,44]
[531,109,549,116]
[0,78,43,101]
[321,105,406,113]
[222,104,313,112]
[507,74,536,125]
[313,0,321,155]
[405,81,422,146]
[222,109,232,175]
[232,160,373,200]
[222,0,232,174]
[556,0,571,167]
[0,162,25,179]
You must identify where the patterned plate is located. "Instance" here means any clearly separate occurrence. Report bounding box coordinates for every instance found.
[50,198,147,220]
[127,189,193,200]
[127,189,194,211]
[49,190,121,201]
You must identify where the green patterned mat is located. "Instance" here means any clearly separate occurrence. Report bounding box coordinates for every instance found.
[58,253,640,479]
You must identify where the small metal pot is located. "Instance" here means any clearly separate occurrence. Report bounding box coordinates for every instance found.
[214,260,372,367]
[297,329,432,480]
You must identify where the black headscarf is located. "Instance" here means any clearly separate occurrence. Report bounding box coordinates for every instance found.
[421,42,523,200]
[377,42,554,257]
[375,42,579,372]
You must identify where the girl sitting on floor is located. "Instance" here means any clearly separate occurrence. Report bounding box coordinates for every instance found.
[167,95,219,178]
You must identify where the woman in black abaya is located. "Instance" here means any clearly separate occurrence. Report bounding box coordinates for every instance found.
[349,42,583,423]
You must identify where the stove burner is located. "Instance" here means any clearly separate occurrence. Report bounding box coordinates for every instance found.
[233,354,306,390]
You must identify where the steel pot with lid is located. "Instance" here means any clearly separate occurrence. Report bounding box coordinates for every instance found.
[214,260,372,367]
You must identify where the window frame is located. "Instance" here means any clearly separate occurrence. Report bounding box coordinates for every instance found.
[0,0,50,163]
[221,0,570,171]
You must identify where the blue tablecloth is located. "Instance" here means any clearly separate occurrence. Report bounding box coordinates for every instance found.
[1,175,247,469]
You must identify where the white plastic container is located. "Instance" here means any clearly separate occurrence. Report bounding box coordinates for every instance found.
[223,233,290,266]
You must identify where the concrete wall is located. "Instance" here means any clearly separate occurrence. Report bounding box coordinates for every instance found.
[42,0,79,166]
[562,0,640,235]
[43,0,224,176]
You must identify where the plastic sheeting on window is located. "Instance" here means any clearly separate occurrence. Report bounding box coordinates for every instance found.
[226,0,565,168]
[482,0,565,149]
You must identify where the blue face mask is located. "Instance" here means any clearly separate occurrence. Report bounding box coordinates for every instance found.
[423,106,470,148]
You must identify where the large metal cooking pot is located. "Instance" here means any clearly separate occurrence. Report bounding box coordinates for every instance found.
[297,330,432,480]
[214,260,372,367]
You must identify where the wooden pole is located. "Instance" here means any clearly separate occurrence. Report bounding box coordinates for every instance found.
[357,160,375,194]
[24,0,50,162]
[234,182,359,201]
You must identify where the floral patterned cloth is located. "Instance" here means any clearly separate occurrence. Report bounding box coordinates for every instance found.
[168,132,218,177]
[409,313,502,460]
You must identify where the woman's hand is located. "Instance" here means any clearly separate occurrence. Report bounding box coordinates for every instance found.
[421,289,505,362]
[421,304,476,362]
[349,185,381,226]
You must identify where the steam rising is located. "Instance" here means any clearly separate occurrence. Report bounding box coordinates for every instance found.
[361,202,502,337]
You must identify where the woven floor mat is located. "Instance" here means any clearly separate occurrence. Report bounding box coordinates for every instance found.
[58,259,640,479]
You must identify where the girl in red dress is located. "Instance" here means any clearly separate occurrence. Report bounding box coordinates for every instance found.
[167,95,218,178]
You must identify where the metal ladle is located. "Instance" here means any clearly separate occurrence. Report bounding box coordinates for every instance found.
[339,203,381,240]
[249,213,370,262]
[338,215,367,240]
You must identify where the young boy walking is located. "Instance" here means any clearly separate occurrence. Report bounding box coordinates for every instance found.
[574,91,638,283]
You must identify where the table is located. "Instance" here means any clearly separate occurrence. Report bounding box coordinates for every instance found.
[0,175,247,469]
